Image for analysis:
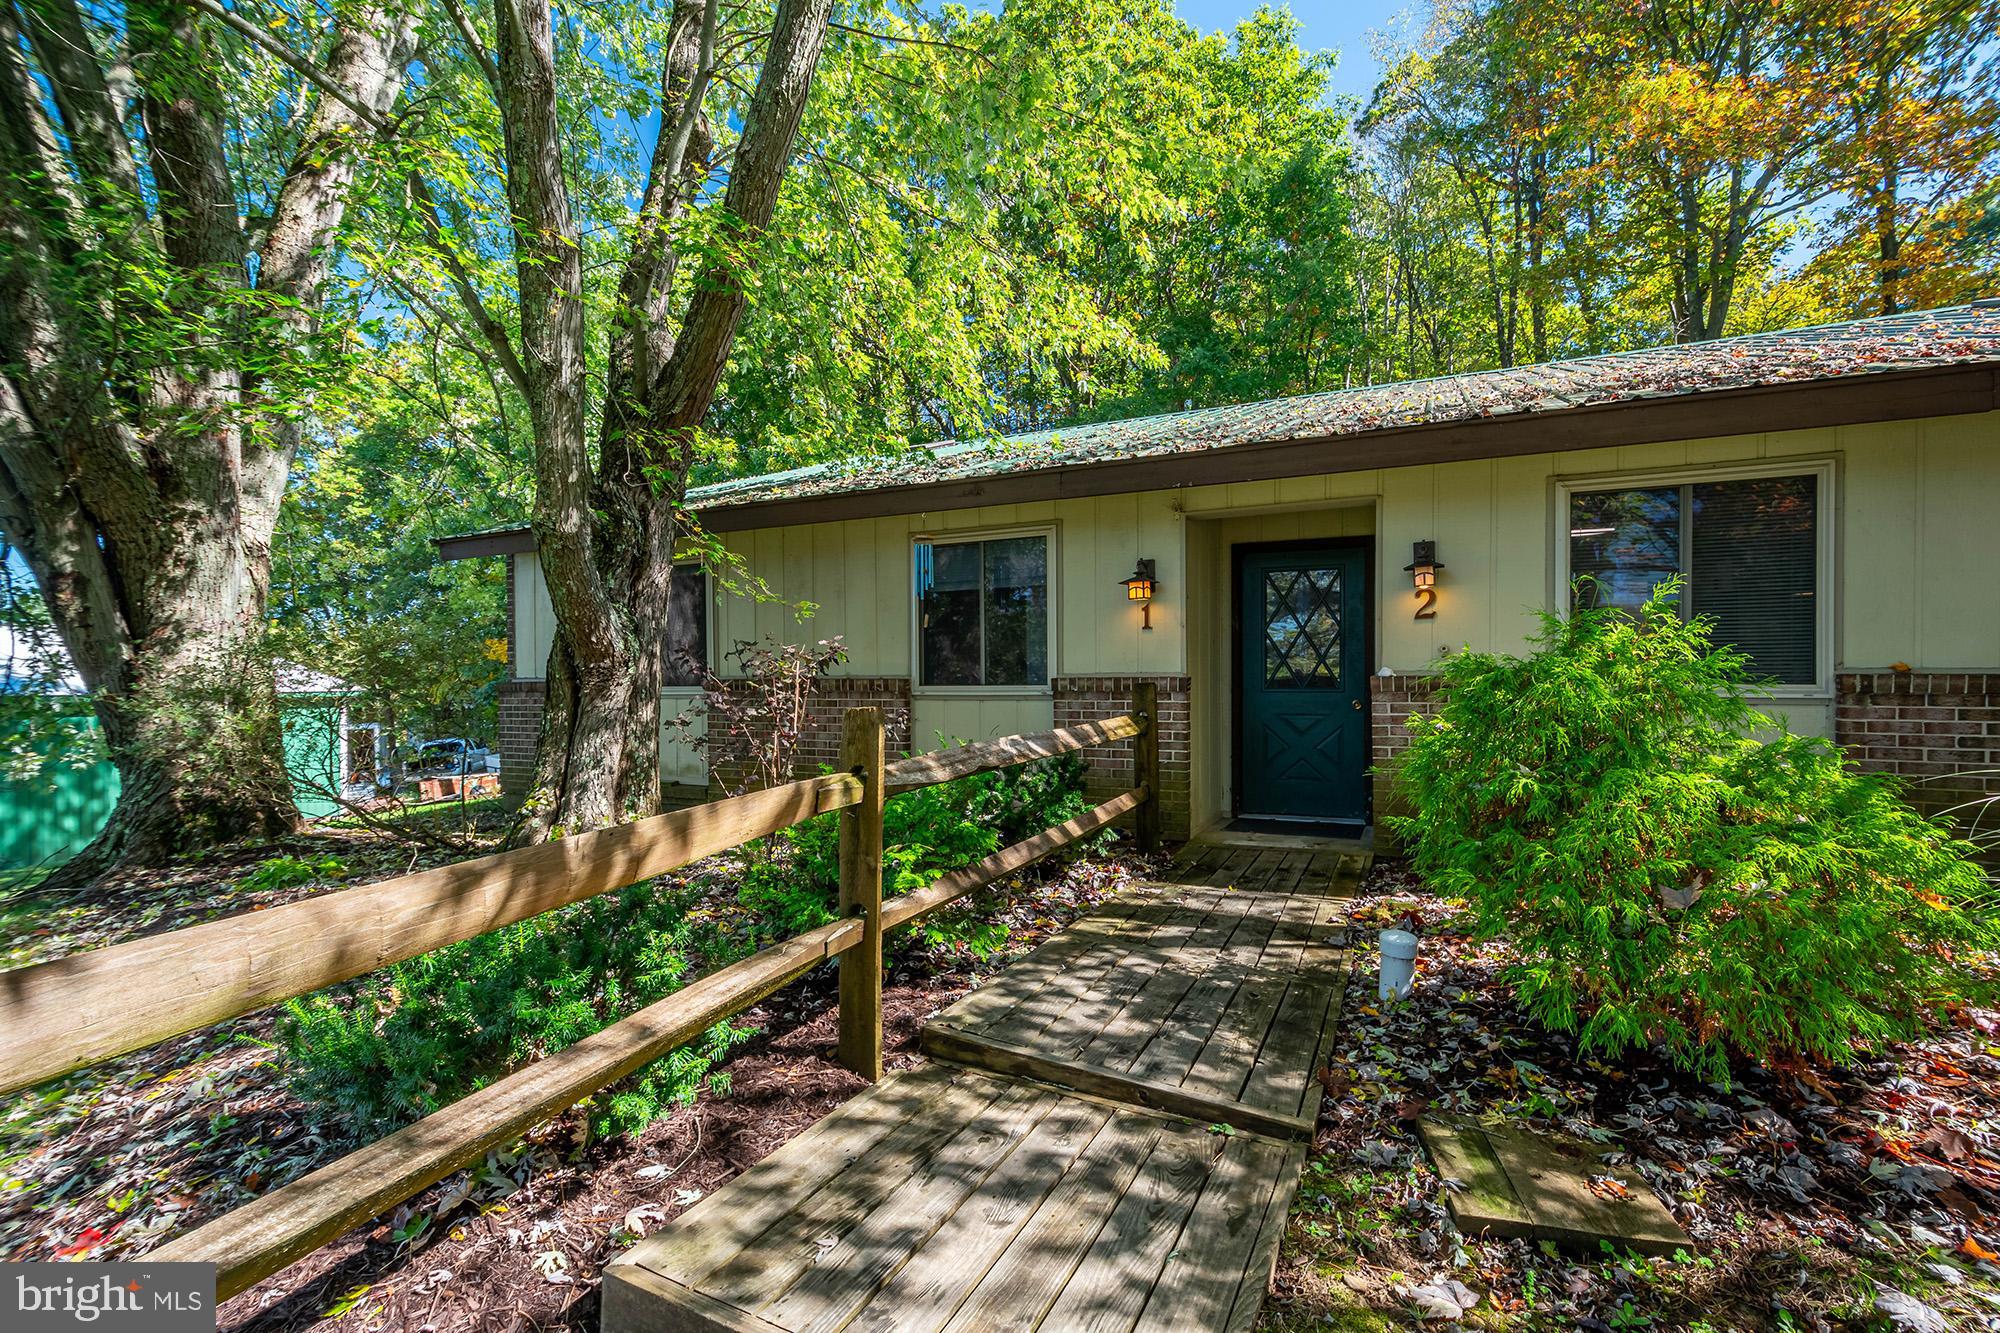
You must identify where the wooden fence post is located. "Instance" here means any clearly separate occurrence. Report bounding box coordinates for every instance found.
[1131,682,1160,852]
[836,706,886,1080]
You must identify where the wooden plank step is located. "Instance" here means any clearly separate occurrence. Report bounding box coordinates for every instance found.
[603,1067,1307,1333]
[1416,1116,1691,1257]
[920,1022,1317,1142]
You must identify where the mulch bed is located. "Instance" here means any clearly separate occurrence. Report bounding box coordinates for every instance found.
[0,823,1157,1333]
[1267,861,2000,1332]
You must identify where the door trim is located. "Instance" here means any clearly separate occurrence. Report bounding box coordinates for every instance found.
[1229,536,1376,823]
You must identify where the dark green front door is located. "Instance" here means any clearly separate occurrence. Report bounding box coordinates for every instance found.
[1237,545,1368,823]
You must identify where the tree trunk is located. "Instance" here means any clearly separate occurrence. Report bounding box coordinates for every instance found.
[493,0,833,845]
[0,0,419,885]
[20,445,297,884]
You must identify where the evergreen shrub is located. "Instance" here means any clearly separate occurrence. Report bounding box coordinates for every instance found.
[280,880,748,1139]
[1391,580,1996,1078]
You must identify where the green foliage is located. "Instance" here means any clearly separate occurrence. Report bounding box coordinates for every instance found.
[280,881,748,1140]
[737,752,1098,955]
[239,854,349,894]
[1391,580,1997,1079]
[268,336,523,749]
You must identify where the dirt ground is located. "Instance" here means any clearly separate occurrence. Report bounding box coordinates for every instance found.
[1266,862,2000,1333]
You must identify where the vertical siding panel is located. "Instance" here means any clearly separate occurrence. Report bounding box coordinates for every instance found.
[1326,470,1379,500]
[1685,432,1763,467]
[1914,415,1997,667]
[1490,454,1550,654]
[1377,465,1439,669]
[822,520,863,672]
[1842,422,1919,669]
[1433,459,1497,653]
[766,527,794,648]
[1226,479,1279,510]
[1103,492,1143,674]
[1063,498,1098,675]
[515,558,552,679]
[885,517,912,680]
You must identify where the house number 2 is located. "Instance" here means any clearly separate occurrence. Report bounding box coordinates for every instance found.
[1413,588,1437,620]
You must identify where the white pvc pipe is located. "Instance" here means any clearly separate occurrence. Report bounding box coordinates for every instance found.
[1378,928,1418,1002]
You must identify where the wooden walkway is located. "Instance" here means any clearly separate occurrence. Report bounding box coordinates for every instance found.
[922,846,1359,1141]
[606,846,1364,1333]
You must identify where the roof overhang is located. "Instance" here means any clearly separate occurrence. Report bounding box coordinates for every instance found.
[436,361,1999,561]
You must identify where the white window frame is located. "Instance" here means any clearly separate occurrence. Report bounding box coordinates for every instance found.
[1553,457,1836,699]
[910,524,1059,696]
[660,561,715,695]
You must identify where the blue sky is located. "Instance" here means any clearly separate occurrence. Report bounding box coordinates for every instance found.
[1171,0,1415,104]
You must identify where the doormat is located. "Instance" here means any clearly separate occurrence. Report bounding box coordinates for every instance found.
[1225,816,1366,839]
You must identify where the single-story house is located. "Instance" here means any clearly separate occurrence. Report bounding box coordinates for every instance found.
[440,303,2000,840]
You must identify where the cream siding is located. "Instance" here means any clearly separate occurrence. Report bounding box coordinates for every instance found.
[507,411,2000,820]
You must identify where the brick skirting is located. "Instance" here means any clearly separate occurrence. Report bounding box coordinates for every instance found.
[1052,675,1191,839]
[497,677,545,803]
[1370,673,1441,768]
[1836,671,2000,817]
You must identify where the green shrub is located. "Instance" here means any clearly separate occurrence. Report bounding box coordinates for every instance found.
[241,853,348,893]
[280,880,749,1140]
[1391,580,1997,1079]
[738,751,1099,955]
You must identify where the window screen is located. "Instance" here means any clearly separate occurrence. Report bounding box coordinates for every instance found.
[662,565,709,687]
[1568,473,1819,686]
[916,535,1049,686]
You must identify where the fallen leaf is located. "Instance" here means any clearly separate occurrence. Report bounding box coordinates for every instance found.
[1875,1286,1948,1332]
[1406,1278,1481,1320]
[1588,1175,1632,1200]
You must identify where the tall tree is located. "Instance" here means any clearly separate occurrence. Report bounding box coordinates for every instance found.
[435,0,837,838]
[0,0,420,882]
[1528,0,1837,341]
[1810,0,2000,316]
[1367,0,1572,367]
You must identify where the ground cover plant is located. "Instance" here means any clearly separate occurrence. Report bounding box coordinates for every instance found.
[279,881,752,1140]
[737,750,1099,951]
[273,750,1095,1146]
[1393,580,1998,1080]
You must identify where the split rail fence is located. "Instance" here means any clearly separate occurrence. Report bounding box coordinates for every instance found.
[0,686,1161,1301]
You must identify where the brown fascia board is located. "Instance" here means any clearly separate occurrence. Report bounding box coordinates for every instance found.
[440,363,1999,556]
[435,528,536,560]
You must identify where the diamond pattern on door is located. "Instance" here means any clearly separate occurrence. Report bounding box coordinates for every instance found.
[1262,567,1343,687]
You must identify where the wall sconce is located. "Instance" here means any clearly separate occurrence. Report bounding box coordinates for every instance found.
[1120,558,1158,630]
[1404,540,1440,619]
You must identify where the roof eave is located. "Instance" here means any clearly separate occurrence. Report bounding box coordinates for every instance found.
[692,361,1999,533]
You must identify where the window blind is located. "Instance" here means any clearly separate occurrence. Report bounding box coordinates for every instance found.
[1566,471,1821,687]
[1689,475,1817,686]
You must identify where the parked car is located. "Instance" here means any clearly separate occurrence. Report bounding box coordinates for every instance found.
[406,738,496,780]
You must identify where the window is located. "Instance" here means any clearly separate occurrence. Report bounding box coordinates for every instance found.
[662,565,709,687]
[915,534,1049,687]
[1566,470,1822,687]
